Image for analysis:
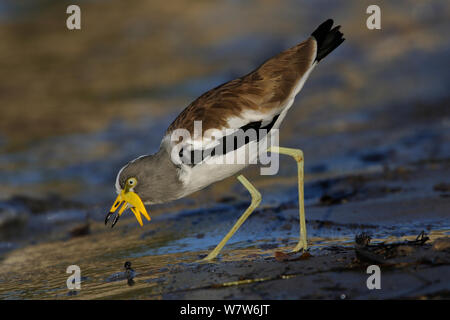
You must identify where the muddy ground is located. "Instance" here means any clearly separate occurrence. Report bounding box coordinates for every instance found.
[0,1,449,299]
[0,152,448,299]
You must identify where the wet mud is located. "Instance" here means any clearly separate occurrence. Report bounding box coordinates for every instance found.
[0,157,448,299]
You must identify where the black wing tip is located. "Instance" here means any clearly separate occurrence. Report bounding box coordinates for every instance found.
[311,19,345,62]
[322,19,334,27]
[311,19,333,38]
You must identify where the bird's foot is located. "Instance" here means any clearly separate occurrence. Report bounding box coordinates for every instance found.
[291,239,308,253]
[193,252,220,264]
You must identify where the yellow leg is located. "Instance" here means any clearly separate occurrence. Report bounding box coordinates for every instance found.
[267,146,307,252]
[202,174,262,261]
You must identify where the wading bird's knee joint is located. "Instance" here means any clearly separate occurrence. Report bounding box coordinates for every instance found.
[237,174,262,206]
[267,146,304,162]
[292,150,304,163]
[251,190,262,206]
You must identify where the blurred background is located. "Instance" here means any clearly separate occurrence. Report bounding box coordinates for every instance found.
[0,0,449,299]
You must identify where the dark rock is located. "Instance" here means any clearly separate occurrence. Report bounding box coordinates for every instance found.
[433,183,450,192]
[69,223,90,238]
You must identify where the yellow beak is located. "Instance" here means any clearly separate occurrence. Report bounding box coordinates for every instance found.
[108,190,151,227]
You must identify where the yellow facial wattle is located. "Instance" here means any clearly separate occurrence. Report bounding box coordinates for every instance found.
[107,189,150,227]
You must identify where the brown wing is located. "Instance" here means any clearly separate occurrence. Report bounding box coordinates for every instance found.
[166,37,317,135]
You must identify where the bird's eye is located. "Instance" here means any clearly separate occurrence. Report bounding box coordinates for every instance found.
[127,178,137,187]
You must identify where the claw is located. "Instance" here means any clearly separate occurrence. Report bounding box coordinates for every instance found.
[105,212,114,225]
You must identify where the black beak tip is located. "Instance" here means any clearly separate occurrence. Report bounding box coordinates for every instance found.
[105,212,113,225]
[111,214,120,228]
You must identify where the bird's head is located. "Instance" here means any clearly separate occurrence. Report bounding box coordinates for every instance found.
[106,156,152,227]
[106,150,182,227]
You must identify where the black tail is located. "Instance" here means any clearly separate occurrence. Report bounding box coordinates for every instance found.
[311,19,345,62]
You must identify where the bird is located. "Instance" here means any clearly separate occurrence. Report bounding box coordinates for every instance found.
[105,19,345,261]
